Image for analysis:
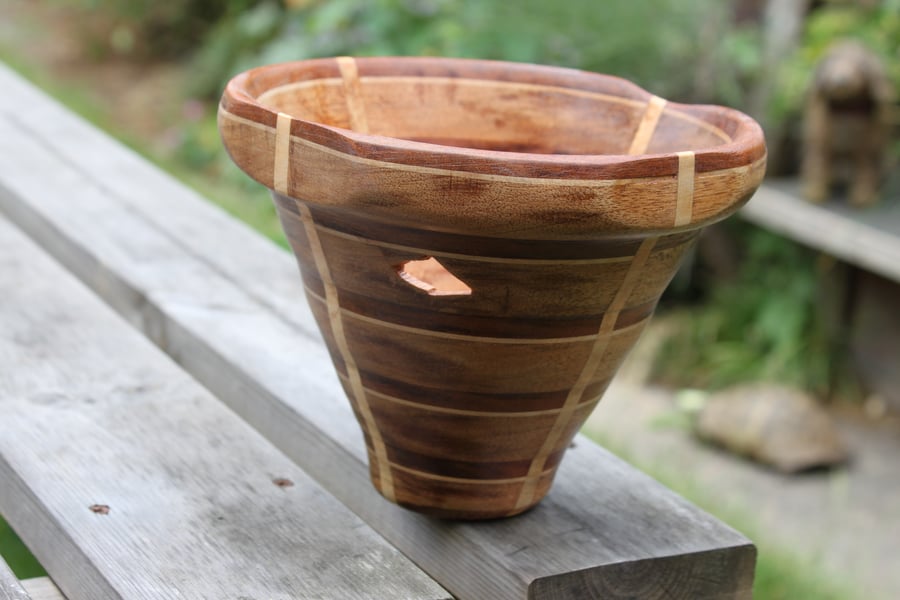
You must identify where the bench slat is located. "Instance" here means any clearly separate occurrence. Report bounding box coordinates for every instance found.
[20,579,65,600]
[0,63,755,599]
[742,181,900,284]
[0,556,32,600]
[0,215,449,600]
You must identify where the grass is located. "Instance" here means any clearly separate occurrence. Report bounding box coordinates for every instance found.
[0,38,858,600]
[0,517,44,579]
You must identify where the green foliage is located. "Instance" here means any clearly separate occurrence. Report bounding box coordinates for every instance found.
[653,224,834,395]
[0,517,45,579]
[707,25,765,109]
[187,1,285,98]
[189,0,733,100]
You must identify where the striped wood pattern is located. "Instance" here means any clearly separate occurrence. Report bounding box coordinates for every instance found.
[220,56,766,518]
[274,194,695,518]
[220,57,766,239]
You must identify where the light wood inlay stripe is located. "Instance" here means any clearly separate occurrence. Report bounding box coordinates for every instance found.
[514,237,658,510]
[313,223,633,265]
[304,285,649,345]
[256,77,340,105]
[273,112,292,194]
[675,150,696,227]
[296,201,395,501]
[390,461,555,485]
[337,56,369,134]
[627,95,667,155]
[339,371,601,418]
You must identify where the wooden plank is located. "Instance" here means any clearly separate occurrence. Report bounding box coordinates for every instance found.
[0,63,755,599]
[0,216,449,600]
[20,579,65,600]
[0,556,32,600]
[741,180,900,284]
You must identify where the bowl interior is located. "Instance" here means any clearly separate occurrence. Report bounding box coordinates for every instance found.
[255,73,732,156]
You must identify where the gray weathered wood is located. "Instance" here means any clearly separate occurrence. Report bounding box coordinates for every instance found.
[20,579,65,600]
[0,63,755,599]
[0,556,31,600]
[0,215,449,600]
[742,180,900,284]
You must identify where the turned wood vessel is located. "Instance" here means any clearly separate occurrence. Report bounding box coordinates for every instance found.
[219,56,766,519]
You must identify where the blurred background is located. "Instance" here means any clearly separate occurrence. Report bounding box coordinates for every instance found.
[0,0,898,598]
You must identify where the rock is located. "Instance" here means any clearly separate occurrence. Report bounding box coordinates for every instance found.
[694,383,849,473]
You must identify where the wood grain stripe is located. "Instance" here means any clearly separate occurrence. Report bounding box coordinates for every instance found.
[304,285,651,344]
[337,56,369,134]
[291,200,700,260]
[273,112,292,194]
[297,202,395,501]
[675,150,696,227]
[628,95,667,155]
[389,461,555,485]
[342,304,597,345]
[383,443,564,481]
[313,223,634,265]
[331,284,659,340]
[304,286,591,344]
[514,237,658,510]
[357,369,610,414]
[295,198,646,261]
[350,374,600,418]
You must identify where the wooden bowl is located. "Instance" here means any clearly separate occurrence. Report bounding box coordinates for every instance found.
[219,56,766,519]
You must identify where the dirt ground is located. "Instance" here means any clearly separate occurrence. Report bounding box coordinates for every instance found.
[0,0,189,150]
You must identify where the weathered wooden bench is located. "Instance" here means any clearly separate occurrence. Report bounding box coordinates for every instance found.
[742,180,900,285]
[0,62,755,599]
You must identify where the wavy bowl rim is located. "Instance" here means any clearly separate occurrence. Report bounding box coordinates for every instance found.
[219,56,767,181]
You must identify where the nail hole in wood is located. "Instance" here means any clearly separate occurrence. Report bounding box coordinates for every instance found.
[396,257,472,297]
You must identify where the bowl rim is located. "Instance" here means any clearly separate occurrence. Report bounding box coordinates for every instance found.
[219,56,766,182]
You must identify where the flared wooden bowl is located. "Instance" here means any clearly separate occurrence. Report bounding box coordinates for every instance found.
[219,56,766,519]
